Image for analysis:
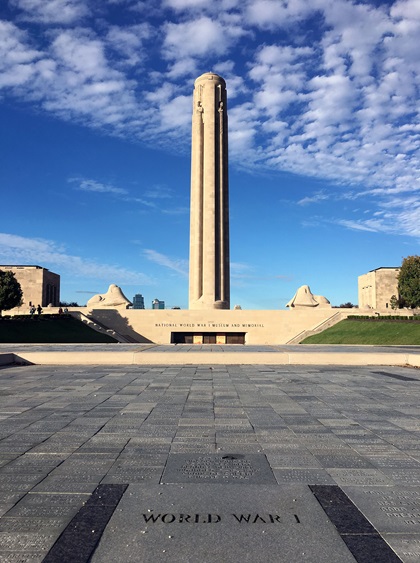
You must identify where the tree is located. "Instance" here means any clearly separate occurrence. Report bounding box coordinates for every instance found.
[389,295,399,310]
[0,270,23,314]
[398,255,420,308]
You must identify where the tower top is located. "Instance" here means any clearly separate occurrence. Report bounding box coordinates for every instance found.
[194,72,226,87]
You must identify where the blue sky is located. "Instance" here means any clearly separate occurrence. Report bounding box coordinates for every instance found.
[0,0,419,309]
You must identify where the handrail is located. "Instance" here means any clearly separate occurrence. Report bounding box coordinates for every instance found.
[69,311,134,343]
[285,311,345,344]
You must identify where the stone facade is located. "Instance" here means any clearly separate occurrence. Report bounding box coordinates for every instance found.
[0,265,60,308]
[83,307,350,345]
[358,267,400,310]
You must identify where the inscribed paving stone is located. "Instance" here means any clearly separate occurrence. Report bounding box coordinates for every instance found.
[170,445,218,454]
[0,518,67,534]
[0,552,45,562]
[162,454,276,484]
[0,476,44,492]
[314,455,374,469]
[326,468,393,486]
[4,493,89,519]
[381,469,420,486]
[266,454,322,468]
[382,534,420,563]
[273,469,336,485]
[366,456,420,469]
[102,468,163,484]
[0,532,55,551]
[342,487,420,533]
[91,484,355,563]
[30,479,99,494]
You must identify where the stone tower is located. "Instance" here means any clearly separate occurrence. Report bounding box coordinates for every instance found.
[189,72,230,310]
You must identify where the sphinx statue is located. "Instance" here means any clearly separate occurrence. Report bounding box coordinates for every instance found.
[286,285,331,308]
[87,284,132,309]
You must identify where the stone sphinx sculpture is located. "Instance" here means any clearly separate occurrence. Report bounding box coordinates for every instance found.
[87,284,132,309]
[286,285,331,308]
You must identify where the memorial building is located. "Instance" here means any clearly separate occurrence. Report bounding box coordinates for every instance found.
[6,74,349,344]
[78,73,345,344]
[0,265,60,307]
[358,267,400,310]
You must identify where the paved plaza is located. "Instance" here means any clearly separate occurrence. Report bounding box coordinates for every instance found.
[1,356,420,561]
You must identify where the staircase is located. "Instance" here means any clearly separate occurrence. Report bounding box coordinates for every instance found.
[285,311,346,344]
[70,311,140,343]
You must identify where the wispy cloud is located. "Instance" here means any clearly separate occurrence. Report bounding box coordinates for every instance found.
[143,249,188,277]
[231,262,293,281]
[297,191,329,206]
[67,177,188,213]
[144,186,174,199]
[69,177,128,195]
[0,233,154,284]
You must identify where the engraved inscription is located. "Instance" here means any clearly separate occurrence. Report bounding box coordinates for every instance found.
[141,513,299,524]
[179,455,258,480]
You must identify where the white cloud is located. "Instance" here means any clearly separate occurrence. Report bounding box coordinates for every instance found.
[0,233,154,284]
[246,0,314,29]
[164,0,209,10]
[69,177,128,195]
[10,0,89,24]
[143,249,188,277]
[336,219,382,233]
[164,0,243,14]
[163,16,244,61]
[159,94,191,131]
[144,186,174,199]
[297,191,329,206]
[0,21,43,88]
[106,24,152,67]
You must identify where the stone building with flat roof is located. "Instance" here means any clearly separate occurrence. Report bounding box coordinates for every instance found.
[0,265,60,308]
[358,267,400,310]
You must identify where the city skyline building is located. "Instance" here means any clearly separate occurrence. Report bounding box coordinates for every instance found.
[132,294,145,309]
[188,72,230,310]
[152,298,165,310]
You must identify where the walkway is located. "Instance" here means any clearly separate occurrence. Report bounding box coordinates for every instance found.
[1,361,420,560]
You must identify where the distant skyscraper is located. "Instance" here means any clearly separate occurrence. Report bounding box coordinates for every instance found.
[152,298,165,309]
[189,72,230,310]
[132,294,145,309]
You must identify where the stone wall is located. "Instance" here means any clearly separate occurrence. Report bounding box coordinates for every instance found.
[82,308,350,345]
[0,265,60,308]
[358,268,399,310]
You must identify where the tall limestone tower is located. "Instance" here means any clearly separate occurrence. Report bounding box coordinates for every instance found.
[189,72,230,310]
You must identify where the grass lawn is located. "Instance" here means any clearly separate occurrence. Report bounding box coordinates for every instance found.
[0,316,117,343]
[301,319,420,345]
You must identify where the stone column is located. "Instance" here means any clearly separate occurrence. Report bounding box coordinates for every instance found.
[189,72,230,310]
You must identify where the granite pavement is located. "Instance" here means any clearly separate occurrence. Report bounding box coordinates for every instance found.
[1,361,420,561]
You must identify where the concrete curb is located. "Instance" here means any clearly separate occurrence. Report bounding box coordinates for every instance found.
[0,353,16,366]
[8,350,420,366]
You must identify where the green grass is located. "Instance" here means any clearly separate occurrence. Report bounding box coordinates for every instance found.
[0,315,117,343]
[301,319,420,345]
